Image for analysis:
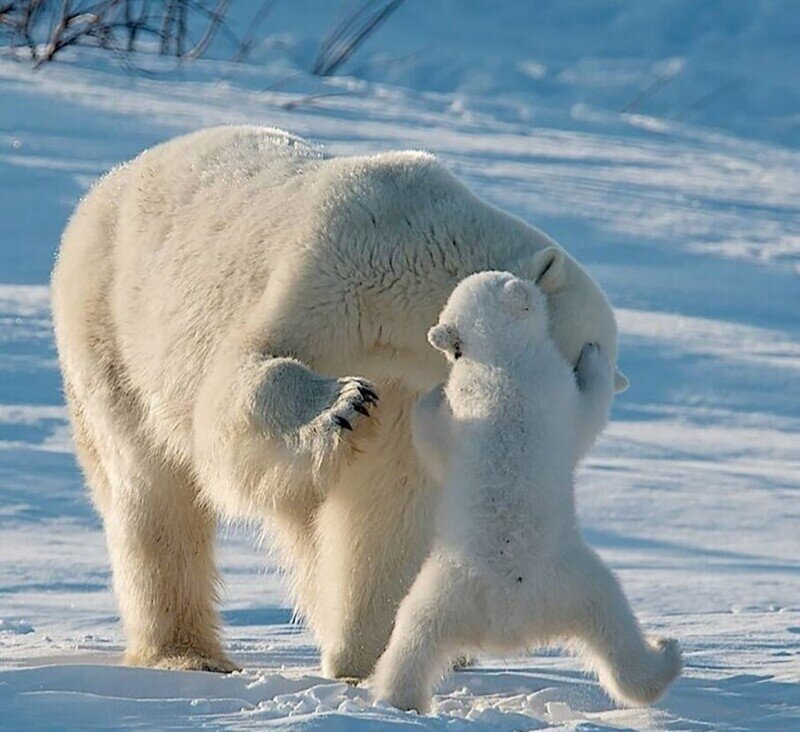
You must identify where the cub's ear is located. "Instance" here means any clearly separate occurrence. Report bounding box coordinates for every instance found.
[428,323,462,361]
[614,369,630,393]
[529,246,566,292]
[501,278,532,317]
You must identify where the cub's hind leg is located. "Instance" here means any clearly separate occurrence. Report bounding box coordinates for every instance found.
[372,553,482,713]
[552,545,681,706]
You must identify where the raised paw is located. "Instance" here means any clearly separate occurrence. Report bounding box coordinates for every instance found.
[299,376,379,466]
[296,376,378,470]
[574,342,612,391]
[451,653,476,670]
[326,377,378,432]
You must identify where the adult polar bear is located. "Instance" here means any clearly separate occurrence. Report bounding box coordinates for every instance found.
[52,125,627,678]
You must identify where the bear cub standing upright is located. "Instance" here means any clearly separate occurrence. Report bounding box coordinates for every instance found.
[373,271,681,713]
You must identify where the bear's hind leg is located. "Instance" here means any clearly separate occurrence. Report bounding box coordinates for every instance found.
[553,545,681,706]
[93,428,237,673]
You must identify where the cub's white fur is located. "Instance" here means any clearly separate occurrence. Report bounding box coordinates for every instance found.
[373,272,680,712]
[52,126,627,678]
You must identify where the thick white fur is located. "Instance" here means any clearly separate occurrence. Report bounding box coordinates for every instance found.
[51,126,626,677]
[373,272,681,712]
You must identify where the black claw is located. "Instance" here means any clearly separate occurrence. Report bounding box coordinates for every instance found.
[332,415,353,431]
[358,386,379,403]
[353,403,370,417]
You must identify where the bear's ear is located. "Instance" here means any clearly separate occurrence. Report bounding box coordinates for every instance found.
[529,246,566,292]
[428,323,462,361]
[500,278,532,317]
[614,369,630,393]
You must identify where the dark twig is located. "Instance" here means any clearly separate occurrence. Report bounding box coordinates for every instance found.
[622,64,684,115]
[671,80,739,121]
[312,0,406,77]
[234,0,274,62]
[282,89,365,110]
[0,0,252,65]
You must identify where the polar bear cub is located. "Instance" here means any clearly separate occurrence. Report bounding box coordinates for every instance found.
[373,271,681,713]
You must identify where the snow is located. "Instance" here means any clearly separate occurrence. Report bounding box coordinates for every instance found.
[1,1,798,729]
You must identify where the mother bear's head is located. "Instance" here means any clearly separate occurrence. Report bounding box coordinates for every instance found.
[317,150,628,393]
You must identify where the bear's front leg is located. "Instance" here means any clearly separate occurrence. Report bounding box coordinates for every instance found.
[256,359,378,471]
[312,385,438,681]
[194,349,378,516]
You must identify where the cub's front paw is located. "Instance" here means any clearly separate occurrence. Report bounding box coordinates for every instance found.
[575,342,612,390]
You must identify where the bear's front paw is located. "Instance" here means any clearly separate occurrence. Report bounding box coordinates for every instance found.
[300,377,378,466]
[322,644,374,682]
[325,376,379,433]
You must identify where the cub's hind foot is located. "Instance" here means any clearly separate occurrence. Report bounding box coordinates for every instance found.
[603,636,682,706]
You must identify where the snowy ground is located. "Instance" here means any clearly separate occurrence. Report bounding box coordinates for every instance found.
[1,2,799,729]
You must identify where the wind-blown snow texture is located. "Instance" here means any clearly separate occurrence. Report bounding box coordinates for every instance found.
[1,2,798,729]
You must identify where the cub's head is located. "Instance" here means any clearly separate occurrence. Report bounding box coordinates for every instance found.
[428,271,547,363]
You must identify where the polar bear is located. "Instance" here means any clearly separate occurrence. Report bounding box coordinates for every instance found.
[373,272,680,712]
[51,126,628,678]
